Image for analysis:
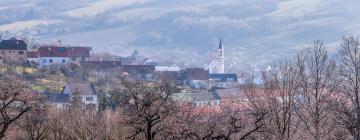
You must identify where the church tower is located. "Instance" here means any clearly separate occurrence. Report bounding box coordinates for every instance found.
[217,39,225,73]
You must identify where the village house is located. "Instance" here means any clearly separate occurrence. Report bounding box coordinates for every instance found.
[209,73,238,88]
[0,37,27,64]
[42,92,70,109]
[68,47,91,65]
[173,91,220,107]
[62,82,98,109]
[184,68,209,89]
[36,46,91,68]
[191,92,220,107]
[38,46,69,68]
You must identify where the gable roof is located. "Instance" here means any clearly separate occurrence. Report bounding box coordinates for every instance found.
[65,82,97,95]
[38,46,91,58]
[27,51,39,58]
[185,68,209,80]
[0,37,27,50]
[68,47,90,57]
[209,73,238,82]
[38,46,69,57]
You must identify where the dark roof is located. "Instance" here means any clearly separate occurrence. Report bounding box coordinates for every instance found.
[42,92,69,103]
[155,71,178,80]
[209,73,238,82]
[27,51,38,58]
[38,46,69,57]
[68,47,90,57]
[121,65,155,74]
[190,92,220,102]
[0,37,27,50]
[185,68,209,80]
[80,61,122,69]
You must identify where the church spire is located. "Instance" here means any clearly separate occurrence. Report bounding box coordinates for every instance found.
[219,38,223,49]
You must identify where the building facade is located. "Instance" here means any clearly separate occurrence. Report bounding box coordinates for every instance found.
[0,37,27,64]
[207,39,225,74]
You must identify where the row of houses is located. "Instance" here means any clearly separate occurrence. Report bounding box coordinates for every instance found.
[1,37,244,111]
[173,88,305,112]
[0,37,92,68]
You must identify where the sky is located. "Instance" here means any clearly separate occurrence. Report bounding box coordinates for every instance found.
[0,0,359,70]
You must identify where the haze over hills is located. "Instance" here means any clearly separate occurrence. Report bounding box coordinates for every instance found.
[1,0,360,71]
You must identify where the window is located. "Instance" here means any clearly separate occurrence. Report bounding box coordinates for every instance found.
[62,59,66,63]
[58,47,65,52]
[86,97,94,101]
[42,59,47,63]
[8,51,11,53]
[1,51,5,54]
[49,59,53,63]
[18,51,24,54]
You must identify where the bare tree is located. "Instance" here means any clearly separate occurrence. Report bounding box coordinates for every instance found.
[335,34,360,140]
[19,107,50,140]
[262,61,300,140]
[295,40,337,140]
[116,78,179,140]
[0,82,40,139]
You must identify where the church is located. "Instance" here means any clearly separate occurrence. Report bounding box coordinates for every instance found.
[207,39,225,74]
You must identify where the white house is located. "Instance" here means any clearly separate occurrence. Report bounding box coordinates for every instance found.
[38,46,70,68]
[36,46,91,68]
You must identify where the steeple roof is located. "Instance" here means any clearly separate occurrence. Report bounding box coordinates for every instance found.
[218,38,223,49]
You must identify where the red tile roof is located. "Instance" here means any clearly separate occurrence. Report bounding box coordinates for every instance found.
[38,46,90,57]
[38,46,69,57]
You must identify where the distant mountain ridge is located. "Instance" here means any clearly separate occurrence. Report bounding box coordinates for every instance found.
[1,0,360,70]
